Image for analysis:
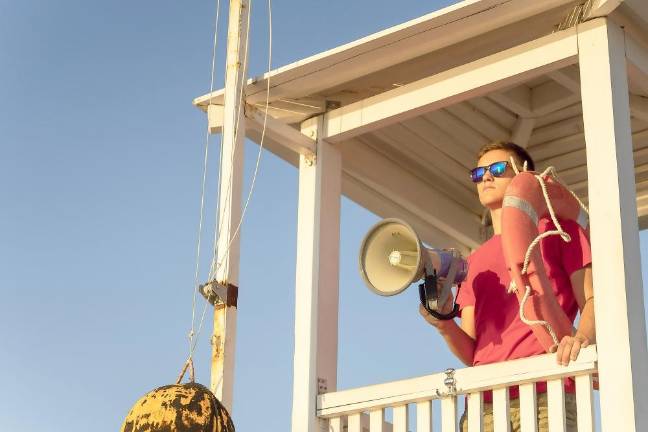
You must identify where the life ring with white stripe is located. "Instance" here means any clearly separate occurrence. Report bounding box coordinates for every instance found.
[501,169,589,353]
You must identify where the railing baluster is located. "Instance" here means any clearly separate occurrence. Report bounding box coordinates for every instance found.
[547,378,566,432]
[416,400,433,432]
[575,374,594,432]
[369,408,385,432]
[330,417,342,432]
[467,392,483,431]
[348,413,362,432]
[519,383,537,432]
[393,404,408,432]
[441,396,458,432]
[493,388,510,432]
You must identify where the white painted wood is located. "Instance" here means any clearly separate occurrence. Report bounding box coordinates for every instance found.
[579,17,648,431]
[416,400,433,432]
[425,110,489,152]
[194,0,578,110]
[348,413,362,432]
[490,85,533,118]
[519,383,537,432]
[626,33,648,96]
[630,94,648,123]
[322,28,579,142]
[393,405,408,432]
[341,137,481,249]
[575,375,594,432]
[441,397,458,432]
[547,379,566,432]
[531,80,580,117]
[586,0,623,19]
[207,104,224,134]
[317,346,597,417]
[292,117,342,432]
[330,417,342,432]
[467,392,483,432]
[510,117,536,147]
[471,96,518,129]
[446,103,509,141]
[546,66,580,93]
[209,0,250,412]
[370,409,385,432]
[492,388,510,432]
[244,105,315,156]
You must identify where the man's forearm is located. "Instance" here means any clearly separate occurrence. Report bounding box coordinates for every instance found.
[435,320,475,366]
[575,299,595,343]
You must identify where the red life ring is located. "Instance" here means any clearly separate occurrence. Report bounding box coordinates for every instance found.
[501,170,589,352]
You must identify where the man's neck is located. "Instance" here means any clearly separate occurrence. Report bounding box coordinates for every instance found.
[490,207,502,235]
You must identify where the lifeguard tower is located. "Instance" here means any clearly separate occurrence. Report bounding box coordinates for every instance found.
[194,0,648,430]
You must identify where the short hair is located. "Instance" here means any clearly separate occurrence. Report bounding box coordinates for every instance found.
[477,141,535,171]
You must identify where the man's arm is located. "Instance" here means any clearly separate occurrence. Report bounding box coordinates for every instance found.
[419,304,476,366]
[555,265,595,365]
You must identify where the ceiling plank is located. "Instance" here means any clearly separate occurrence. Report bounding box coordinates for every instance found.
[321,28,579,142]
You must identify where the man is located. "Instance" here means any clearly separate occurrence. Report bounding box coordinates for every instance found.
[419,141,595,431]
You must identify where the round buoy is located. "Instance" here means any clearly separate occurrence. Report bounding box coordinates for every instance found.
[121,382,235,432]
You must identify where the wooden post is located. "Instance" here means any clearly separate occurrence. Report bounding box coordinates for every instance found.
[578,18,648,431]
[210,0,250,412]
[291,116,342,432]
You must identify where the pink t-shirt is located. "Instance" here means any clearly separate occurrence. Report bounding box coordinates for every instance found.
[456,218,591,400]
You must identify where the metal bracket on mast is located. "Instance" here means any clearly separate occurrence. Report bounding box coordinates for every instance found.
[199,280,239,307]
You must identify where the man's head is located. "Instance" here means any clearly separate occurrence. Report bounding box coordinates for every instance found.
[473,141,535,209]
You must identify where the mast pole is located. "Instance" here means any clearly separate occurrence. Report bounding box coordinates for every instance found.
[210,0,250,412]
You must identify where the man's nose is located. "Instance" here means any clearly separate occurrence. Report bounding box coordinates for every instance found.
[482,169,494,182]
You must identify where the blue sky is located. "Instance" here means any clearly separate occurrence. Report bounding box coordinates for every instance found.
[1,1,646,431]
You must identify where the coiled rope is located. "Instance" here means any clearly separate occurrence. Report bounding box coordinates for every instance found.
[506,158,589,348]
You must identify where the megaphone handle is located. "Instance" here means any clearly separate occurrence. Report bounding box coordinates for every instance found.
[418,281,460,321]
[425,303,460,320]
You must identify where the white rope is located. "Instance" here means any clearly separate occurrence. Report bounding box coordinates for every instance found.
[509,166,589,348]
[188,0,223,358]
[208,0,273,283]
[207,0,254,282]
[187,0,273,358]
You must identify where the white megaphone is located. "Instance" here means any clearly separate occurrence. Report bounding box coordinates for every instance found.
[358,218,468,320]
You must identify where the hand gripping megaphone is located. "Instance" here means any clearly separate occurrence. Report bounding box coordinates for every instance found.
[358,218,468,320]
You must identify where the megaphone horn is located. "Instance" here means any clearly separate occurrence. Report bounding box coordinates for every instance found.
[358,218,468,319]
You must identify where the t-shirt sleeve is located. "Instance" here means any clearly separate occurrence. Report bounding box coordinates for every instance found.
[455,255,476,311]
[560,219,592,276]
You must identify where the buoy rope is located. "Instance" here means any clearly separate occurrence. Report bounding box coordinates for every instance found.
[508,166,589,349]
[188,0,224,359]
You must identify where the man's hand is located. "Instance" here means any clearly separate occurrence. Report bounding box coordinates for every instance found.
[418,296,454,328]
[556,333,590,366]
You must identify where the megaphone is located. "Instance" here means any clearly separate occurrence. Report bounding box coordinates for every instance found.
[358,218,468,320]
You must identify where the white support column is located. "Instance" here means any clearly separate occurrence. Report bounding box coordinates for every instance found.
[578,18,648,431]
[292,116,342,432]
[210,0,250,412]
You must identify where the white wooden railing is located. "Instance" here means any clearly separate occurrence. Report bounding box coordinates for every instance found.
[318,345,598,432]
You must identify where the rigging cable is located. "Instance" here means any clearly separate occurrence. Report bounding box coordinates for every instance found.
[188,0,274,360]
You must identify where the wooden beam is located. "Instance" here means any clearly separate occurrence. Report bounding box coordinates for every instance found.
[531,79,580,117]
[579,17,648,431]
[586,0,624,19]
[510,117,536,147]
[446,102,510,142]
[546,66,581,93]
[292,117,342,432]
[340,138,481,249]
[630,94,648,123]
[490,85,533,118]
[342,173,472,254]
[245,106,316,156]
[626,32,648,95]
[322,28,579,142]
